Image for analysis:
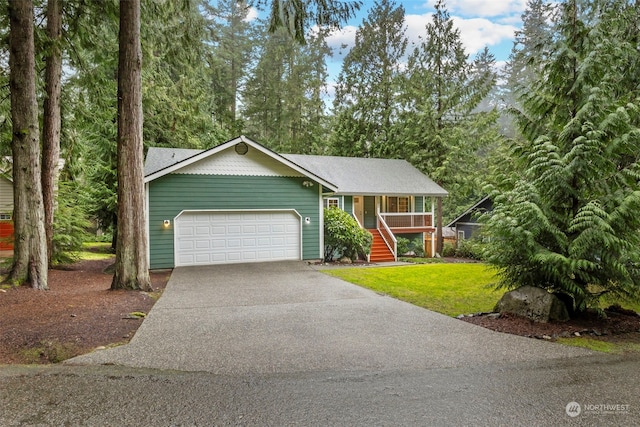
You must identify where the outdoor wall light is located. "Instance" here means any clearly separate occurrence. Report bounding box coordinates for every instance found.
[163,219,171,228]
[304,217,311,225]
[302,180,314,188]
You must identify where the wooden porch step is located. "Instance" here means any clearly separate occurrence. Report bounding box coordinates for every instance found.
[367,229,395,262]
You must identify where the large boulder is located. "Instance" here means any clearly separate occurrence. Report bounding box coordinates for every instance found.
[494,285,570,323]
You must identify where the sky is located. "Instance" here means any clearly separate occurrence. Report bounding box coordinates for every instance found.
[244,0,527,103]
[323,0,526,82]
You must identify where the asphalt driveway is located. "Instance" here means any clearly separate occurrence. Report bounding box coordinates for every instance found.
[69,261,592,374]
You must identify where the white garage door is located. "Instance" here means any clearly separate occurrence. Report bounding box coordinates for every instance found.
[175,211,301,266]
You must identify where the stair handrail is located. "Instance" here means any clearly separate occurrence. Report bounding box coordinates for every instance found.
[376,212,397,262]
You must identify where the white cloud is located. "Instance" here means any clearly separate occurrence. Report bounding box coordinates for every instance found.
[406,13,516,56]
[427,0,527,18]
[326,25,358,61]
[452,17,517,54]
[326,5,518,65]
[244,6,259,22]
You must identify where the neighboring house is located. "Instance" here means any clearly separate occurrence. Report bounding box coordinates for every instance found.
[447,196,493,243]
[425,226,456,257]
[0,157,65,251]
[144,135,448,269]
[0,175,13,250]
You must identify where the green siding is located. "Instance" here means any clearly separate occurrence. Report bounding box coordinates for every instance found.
[148,174,321,269]
[343,196,353,215]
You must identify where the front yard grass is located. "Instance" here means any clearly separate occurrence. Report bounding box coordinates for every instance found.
[324,263,640,354]
[324,263,501,317]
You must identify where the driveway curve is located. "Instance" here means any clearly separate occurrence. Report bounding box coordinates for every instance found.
[69,262,591,374]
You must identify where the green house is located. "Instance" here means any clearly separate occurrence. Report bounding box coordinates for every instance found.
[144,136,447,269]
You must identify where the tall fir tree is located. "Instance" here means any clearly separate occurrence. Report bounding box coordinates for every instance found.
[331,0,407,158]
[111,0,151,291]
[204,0,254,135]
[242,23,330,153]
[485,0,640,312]
[400,0,498,221]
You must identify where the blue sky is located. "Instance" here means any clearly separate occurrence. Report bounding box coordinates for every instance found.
[324,0,526,81]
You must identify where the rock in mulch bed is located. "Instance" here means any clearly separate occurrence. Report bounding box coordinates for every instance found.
[459,306,640,342]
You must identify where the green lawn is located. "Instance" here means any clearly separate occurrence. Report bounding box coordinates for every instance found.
[324,263,640,354]
[76,242,115,261]
[324,263,501,317]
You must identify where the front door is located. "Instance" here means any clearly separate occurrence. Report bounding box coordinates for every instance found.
[364,196,376,229]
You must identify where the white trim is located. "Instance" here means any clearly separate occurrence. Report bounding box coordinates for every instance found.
[173,209,303,267]
[145,135,338,192]
[324,197,340,209]
[457,230,465,240]
[145,183,150,265]
[446,196,491,227]
[318,184,324,260]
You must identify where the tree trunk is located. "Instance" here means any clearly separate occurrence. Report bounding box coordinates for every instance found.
[8,0,48,289]
[111,0,151,291]
[42,0,63,264]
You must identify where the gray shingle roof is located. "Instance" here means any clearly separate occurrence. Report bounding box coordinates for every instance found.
[144,147,202,176]
[144,146,447,196]
[283,154,447,196]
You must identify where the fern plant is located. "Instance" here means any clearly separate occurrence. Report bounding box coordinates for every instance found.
[485,0,640,313]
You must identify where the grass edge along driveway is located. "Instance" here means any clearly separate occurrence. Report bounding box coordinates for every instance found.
[323,263,500,317]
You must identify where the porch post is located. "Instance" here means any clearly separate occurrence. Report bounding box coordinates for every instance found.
[436,197,443,256]
[430,198,436,258]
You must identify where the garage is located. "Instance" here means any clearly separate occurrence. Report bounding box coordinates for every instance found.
[175,210,301,266]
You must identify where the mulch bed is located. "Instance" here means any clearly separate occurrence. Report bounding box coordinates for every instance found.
[461,307,640,341]
[0,258,170,364]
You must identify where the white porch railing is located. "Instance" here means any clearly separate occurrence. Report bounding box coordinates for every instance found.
[378,212,433,229]
[376,213,397,262]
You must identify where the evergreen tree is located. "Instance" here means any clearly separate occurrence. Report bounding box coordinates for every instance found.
[142,0,228,149]
[112,0,151,291]
[400,0,498,220]
[7,0,48,289]
[252,0,361,44]
[42,0,63,263]
[331,0,407,158]
[242,23,330,153]
[204,0,254,134]
[498,0,555,139]
[64,0,120,245]
[485,0,640,313]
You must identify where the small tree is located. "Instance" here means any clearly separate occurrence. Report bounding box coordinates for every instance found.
[324,208,372,262]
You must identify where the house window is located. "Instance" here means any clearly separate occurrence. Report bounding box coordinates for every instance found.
[324,198,339,209]
[387,196,410,213]
[0,213,11,220]
[457,230,465,241]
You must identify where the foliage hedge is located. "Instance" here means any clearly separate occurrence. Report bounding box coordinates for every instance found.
[397,237,425,257]
[324,208,372,262]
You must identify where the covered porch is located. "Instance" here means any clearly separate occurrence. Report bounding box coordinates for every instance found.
[342,195,441,262]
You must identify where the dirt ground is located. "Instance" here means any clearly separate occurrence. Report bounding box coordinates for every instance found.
[0,258,170,364]
[1,258,639,364]
[461,308,640,342]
